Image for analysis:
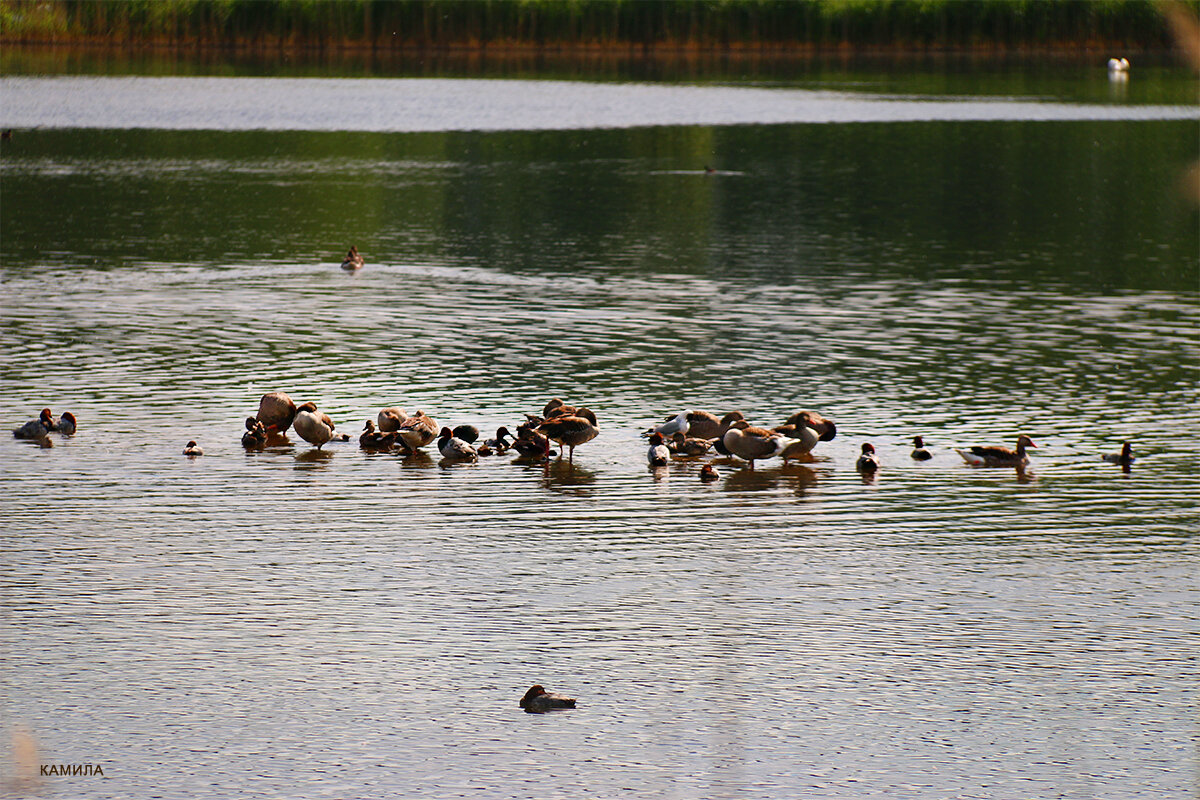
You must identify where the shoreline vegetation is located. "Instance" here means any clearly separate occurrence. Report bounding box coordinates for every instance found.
[1,0,1193,57]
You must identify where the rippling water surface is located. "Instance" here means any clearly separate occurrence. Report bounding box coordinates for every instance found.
[1,71,1197,799]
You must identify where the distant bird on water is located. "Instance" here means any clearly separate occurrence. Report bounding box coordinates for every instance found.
[910,436,933,461]
[1102,441,1134,468]
[647,432,670,466]
[12,409,54,439]
[519,685,576,713]
[183,440,204,457]
[956,435,1037,468]
[856,442,879,473]
[341,245,364,271]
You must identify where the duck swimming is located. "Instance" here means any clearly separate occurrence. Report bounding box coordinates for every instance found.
[647,432,670,466]
[452,424,479,444]
[437,426,478,460]
[242,417,268,448]
[700,464,720,482]
[13,408,54,439]
[956,435,1037,467]
[519,685,576,713]
[341,245,364,271]
[53,411,77,435]
[482,426,513,454]
[856,442,879,473]
[1102,441,1134,467]
[910,436,932,461]
[183,440,204,457]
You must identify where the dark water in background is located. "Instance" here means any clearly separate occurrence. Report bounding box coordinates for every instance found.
[0,66,1197,799]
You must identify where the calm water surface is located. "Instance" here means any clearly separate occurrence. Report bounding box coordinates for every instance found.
[1,68,1197,799]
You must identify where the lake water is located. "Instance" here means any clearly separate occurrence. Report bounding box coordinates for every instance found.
[1,62,1197,799]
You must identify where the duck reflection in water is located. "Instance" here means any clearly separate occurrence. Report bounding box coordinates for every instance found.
[540,460,597,493]
[723,466,783,492]
[294,448,334,467]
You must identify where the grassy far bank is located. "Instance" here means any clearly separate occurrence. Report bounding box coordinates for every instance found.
[1,0,1195,53]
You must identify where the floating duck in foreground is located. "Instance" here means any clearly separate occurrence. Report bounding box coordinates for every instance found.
[53,411,77,435]
[856,442,879,473]
[1102,441,1134,468]
[437,427,478,460]
[13,408,55,439]
[519,685,576,714]
[700,464,719,483]
[956,435,1037,467]
[722,420,785,469]
[647,432,670,466]
[910,436,932,461]
[341,245,364,271]
[183,440,204,457]
[537,408,598,464]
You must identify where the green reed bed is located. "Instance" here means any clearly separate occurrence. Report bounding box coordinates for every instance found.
[1,0,1189,52]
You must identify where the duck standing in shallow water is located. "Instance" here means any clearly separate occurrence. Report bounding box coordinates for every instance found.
[437,427,478,460]
[397,410,438,452]
[856,442,879,473]
[956,435,1037,467]
[341,245,364,271]
[910,436,933,460]
[256,392,297,434]
[293,402,336,449]
[377,407,407,433]
[537,408,598,464]
[183,440,204,457]
[13,408,55,439]
[647,432,670,466]
[722,420,785,469]
[1102,441,1134,468]
[519,685,576,713]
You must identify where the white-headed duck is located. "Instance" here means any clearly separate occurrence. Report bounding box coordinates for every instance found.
[519,684,576,713]
[956,435,1036,467]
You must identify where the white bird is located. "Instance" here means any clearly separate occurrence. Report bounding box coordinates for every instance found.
[1108,57,1130,73]
[642,410,690,438]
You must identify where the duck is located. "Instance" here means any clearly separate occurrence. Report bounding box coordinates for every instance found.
[512,422,554,460]
[542,397,577,419]
[437,427,478,460]
[683,410,743,441]
[956,435,1037,467]
[1102,441,1134,467]
[377,407,407,433]
[396,410,438,451]
[856,442,879,473]
[1108,57,1131,73]
[452,424,479,444]
[779,428,819,464]
[341,245,364,271]
[668,431,714,457]
[183,440,204,457]
[242,417,268,448]
[482,426,513,454]
[536,408,599,464]
[256,391,297,434]
[53,411,77,435]
[642,411,690,438]
[647,432,670,466]
[519,685,576,714]
[293,401,336,449]
[779,410,837,442]
[13,408,55,439]
[359,420,397,450]
[722,420,785,469]
[700,464,719,482]
[910,436,933,461]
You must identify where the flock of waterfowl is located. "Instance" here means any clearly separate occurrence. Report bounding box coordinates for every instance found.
[13,393,1137,476]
